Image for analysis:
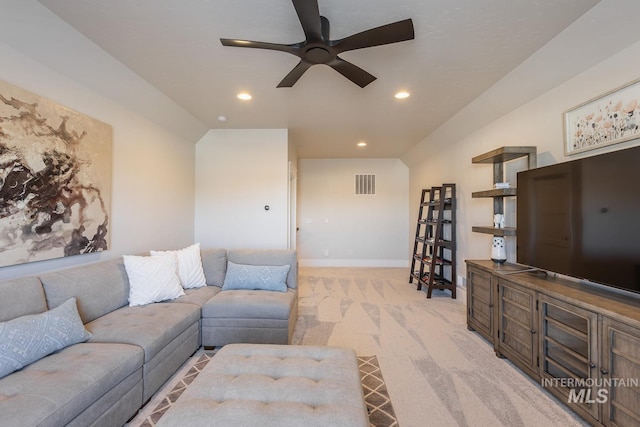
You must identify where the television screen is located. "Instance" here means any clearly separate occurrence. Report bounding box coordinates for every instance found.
[517,145,640,293]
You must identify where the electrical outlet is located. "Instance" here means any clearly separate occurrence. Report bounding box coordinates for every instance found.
[457,275,466,287]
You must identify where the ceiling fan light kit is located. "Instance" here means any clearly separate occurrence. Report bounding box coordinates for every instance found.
[220,0,414,88]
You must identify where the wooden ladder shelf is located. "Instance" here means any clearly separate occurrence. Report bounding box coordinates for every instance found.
[409,184,457,298]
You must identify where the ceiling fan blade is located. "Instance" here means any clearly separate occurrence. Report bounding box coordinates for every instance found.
[277,61,313,87]
[320,16,330,42]
[329,57,376,88]
[292,0,322,42]
[332,19,414,53]
[220,38,298,55]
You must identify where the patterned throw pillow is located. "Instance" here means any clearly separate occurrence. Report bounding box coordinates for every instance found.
[150,243,207,289]
[0,297,92,379]
[222,261,290,292]
[124,254,185,306]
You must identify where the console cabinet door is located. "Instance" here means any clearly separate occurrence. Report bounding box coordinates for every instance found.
[496,278,539,380]
[539,295,599,422]
[467,265,494,343]
[601,317,640,427]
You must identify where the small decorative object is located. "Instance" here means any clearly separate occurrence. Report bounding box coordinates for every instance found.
[494,182,510,189]
[493,214,505,229]
[491,236,507,263]
[564,77,640,155]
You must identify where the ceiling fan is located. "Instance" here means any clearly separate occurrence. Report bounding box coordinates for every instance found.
[220,0,414,88]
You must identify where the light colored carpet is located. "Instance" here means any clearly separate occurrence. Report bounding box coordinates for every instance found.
[291,267,588,427]
[129,266,588,427]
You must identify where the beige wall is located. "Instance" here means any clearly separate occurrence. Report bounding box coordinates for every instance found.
[0,2,205,280]
[404,37,640,285]
[5,0,640,281]
[195,129,290,249]
[297,158,409,266]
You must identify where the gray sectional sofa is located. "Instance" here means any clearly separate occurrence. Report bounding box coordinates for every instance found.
[0,248,298,427]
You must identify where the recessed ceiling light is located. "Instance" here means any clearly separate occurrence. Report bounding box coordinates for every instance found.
[394,91,410,99]
[357,141,367,147]
[217,115,227,122]
[237,93,252,100]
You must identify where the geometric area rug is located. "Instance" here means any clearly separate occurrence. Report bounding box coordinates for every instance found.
[133,352,398,427]
[359,356,399,427]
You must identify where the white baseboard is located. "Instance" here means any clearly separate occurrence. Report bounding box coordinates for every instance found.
[298,259,409,268]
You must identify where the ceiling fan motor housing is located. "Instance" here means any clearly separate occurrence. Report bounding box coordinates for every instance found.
[220,0,414,87]
[304,46,333,64]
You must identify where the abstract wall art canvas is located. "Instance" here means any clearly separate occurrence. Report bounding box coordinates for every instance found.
[0,80,112,267]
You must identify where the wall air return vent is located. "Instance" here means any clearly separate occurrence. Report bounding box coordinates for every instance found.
[355,174,376,195]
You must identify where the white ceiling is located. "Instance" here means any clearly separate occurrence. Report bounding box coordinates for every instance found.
[38,0,600,158]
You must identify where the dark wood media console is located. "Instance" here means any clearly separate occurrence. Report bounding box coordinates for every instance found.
[466,259,640,427]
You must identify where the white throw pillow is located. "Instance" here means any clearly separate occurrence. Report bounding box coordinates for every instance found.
[150,243,207,289]
[124,254,185,306]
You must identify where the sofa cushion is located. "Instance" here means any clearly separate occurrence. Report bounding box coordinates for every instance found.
[85,303,200,363]
[150,243,207,289]
[222,262,290,292]
[227,249,297,289]
[123,254,184,306]
[0,298,92,379]
[202,288,296,320]
[0,342,143,427]
[168,286,221,308]
[0,276,47,322]
[200,248,227,287]
[40,259,130,323]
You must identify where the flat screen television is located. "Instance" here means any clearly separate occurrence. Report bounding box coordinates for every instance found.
[517,145,640,294]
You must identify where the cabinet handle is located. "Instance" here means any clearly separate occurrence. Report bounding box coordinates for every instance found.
[601,369,609,375]
[488,304,494,308]
[530,329,536,334]
[589,363,596,369]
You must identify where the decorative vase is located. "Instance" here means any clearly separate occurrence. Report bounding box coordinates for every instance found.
[491,236,507,263]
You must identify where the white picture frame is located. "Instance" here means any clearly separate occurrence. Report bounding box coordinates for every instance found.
[564,78,640,155]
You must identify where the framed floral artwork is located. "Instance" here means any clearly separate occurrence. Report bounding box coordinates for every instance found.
[564,78,640,155]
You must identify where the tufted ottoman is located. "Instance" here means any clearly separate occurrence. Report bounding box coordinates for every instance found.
[157,343,369,427]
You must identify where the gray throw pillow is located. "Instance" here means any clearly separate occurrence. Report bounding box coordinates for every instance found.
[0,297,92,379]
[222,261,290,292]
